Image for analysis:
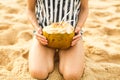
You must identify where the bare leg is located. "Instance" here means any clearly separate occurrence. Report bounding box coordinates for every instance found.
[29,37,55,79]
[59,40,85,80]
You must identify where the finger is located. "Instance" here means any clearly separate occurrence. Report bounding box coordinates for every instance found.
[71,37,80,46]
[35,33,48,44]
[37,28,42,34]
[73,34,81,40]
[36,36,48,43]
[36,37,48,45]
[35,33,46,40]
[40,41,48,45]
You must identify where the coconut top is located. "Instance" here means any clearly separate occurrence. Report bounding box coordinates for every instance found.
[42,22,74,34]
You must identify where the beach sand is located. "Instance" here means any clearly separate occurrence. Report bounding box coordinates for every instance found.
[0,0,120,80]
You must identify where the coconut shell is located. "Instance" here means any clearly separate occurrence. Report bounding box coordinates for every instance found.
[42,22,75,49]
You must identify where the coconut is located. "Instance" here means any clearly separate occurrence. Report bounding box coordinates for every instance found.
[42,22,75,49]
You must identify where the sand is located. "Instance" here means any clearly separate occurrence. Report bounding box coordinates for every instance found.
[0,0,120,80]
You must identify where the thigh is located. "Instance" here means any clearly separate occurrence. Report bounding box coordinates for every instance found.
[29,37,55,73]
[59,39,85,75]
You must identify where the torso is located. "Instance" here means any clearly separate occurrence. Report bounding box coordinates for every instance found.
[36,0,81,28]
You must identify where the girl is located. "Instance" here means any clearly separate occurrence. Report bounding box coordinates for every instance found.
[27,0,88,80]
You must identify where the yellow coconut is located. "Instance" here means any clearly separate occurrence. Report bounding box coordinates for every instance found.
[42,22,75,49]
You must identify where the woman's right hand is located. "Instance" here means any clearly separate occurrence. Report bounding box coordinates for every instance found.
[35,28,48,45]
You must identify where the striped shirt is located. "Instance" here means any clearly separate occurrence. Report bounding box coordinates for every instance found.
[35,0,81,28]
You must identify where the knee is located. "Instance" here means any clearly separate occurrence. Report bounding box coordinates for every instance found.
[61,67,85,80]
[29,68,48,79]
[63,71,82,80]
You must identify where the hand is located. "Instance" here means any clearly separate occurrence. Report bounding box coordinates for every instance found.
[71,27,82,46]
[35,28,48,45]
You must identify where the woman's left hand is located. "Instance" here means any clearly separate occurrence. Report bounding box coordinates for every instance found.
[71,27,82,46]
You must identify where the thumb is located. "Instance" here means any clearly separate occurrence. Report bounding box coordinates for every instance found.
[75,29,79,33]
[37,28,42,34]
[75,27,80,34]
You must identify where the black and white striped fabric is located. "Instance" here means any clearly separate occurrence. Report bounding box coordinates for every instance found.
[36,0,81,28]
